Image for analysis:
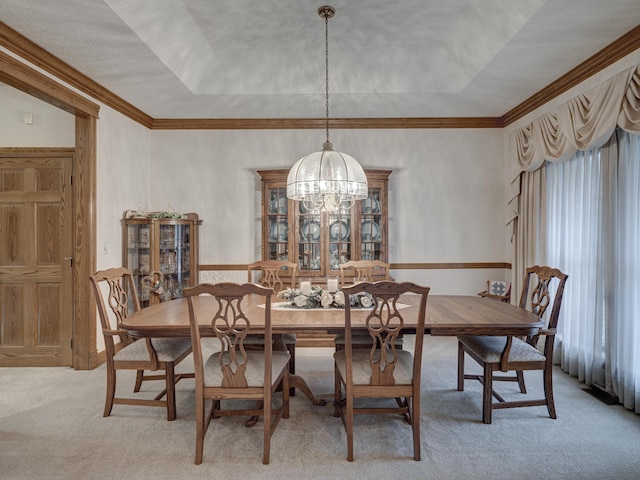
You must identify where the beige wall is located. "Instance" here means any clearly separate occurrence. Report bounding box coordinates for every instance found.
[0,84,74,145]
[150,127,505,294]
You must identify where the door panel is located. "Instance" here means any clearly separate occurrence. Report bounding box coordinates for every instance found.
[0,153,73,366]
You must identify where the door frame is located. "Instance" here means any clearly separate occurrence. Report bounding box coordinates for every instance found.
[0,51,99,370]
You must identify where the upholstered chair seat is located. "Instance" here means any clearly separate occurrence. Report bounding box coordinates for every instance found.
[457,336,546,364]
[204,351,291,387]
[113,338,192,363]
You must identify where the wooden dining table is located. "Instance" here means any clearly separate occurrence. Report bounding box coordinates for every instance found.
[120,294,543,406]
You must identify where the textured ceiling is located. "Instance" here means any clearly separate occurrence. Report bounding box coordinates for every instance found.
[2,0,640,119]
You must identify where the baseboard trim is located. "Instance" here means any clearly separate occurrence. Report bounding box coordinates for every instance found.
[583,384,619,405]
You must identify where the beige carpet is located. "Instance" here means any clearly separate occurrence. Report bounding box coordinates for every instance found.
[2,336,640,480]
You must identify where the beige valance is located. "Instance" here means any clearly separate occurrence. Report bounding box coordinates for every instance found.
[507,63,640,225]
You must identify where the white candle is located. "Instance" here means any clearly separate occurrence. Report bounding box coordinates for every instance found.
[327,278,338,292]
[300,281,312,296]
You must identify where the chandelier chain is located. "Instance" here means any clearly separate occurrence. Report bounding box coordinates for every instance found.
[324,10,330,146]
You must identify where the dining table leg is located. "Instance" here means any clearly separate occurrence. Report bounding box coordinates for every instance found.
[244,377,327,427]
[244,335,328,427]
[273,334,326,406]
[290,374,327,406]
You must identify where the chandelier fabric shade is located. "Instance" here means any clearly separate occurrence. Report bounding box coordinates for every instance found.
[287,5,368,211]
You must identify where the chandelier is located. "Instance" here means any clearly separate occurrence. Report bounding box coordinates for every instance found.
[286,5,368,212]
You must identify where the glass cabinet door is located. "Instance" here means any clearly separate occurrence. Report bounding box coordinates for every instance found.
[328,208,352,272]
[266,187,290,261]
[361,188,383,261]
[126,221,152,306]
[157,222,191,300]
[298,203,322,272]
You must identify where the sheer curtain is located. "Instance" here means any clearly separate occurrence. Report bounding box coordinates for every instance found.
[546,129,640,413]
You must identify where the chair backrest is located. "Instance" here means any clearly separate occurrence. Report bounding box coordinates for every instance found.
[488,280,511,297]
[339,260,390,286]
[247,260,297,292]
[341,281,430,386]
[184,282,274,388]
[518,265,569,350]
[89,267,141,357]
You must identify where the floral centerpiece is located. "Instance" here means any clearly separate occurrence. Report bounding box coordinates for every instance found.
[278,285,374,309]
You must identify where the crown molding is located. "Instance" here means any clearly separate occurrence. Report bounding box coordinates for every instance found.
[0,50,99,117]
[500,24,640,127]
[151,117,502,130]
[1,20,638,130]
[0,21,153,127]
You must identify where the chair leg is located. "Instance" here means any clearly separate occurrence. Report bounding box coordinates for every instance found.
[457,342,465,391]
[482,364,493,424]
[288,342,296,397]
[165,363,177,421]
[346,392,354,462]
[516,370,527,393]
[134,369,144,392]
[104,366,116,417]
[194,397,205,465]
[263,393,271,465]
[411,395,421,461]
[543,366,557,419]
[395,397,411,424]
[334,364,342,417]
[283,370,290,420]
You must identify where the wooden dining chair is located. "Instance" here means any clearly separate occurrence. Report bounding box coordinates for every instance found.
[457,265,569,424]
[184,282,290,465]
[246,260,298,394]
[89,267,193,421]
[335,260,393,352]
[334,281,430,461]
[247,260,298,292]
[338,259,390,286]
[477,279,511,303]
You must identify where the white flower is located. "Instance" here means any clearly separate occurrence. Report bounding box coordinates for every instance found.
[293,295,308,307]
[321,291,334,308]
[359,294,373,308]
[333,291,345,307]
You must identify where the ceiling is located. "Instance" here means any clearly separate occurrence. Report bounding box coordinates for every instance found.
[2,0,640,121]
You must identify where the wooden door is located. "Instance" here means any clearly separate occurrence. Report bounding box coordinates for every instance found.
[0,150,73,366]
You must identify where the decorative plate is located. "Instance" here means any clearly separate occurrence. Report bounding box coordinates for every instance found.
[270,196,288,214]
[300,220,321,241]
[362,196,380,214]
[269,220,289,241]
[329,219,350,241]
[361,219,380,241]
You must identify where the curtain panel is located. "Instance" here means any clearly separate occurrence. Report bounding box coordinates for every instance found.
[546,130,640,413]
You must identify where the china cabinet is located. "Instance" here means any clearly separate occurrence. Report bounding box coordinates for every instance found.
[123,212,201,307]
[258,169,390,283]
